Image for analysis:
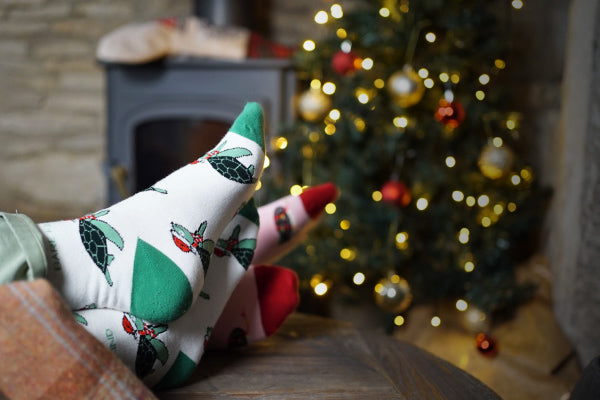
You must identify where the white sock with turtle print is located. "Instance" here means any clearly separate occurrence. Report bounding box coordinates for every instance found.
[39,102,265,324]
[73,200,260,388]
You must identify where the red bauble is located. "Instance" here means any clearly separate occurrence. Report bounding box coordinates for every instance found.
[381,180,411,207]
[331,50,359,75]
[475,332,498,357]
[434,99,465,128]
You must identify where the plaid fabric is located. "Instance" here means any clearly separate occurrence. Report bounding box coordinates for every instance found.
[0,279,158,400]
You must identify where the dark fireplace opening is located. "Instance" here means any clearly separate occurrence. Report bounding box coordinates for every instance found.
[134,118,229,192]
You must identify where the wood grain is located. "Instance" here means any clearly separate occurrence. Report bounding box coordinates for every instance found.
[158,313,501,400]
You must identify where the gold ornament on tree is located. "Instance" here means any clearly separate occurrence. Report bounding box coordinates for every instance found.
[387,65,425,108]
[297,87,331,122]
[374,273,412,313]
[478,141,515,179]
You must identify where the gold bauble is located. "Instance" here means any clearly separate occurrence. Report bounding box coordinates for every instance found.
[478,143,515,179]
[297,87,332,122]
[387,65,425,108]
[374,274,412,313]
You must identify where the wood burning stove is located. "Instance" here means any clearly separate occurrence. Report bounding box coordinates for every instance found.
[102,57,295,205]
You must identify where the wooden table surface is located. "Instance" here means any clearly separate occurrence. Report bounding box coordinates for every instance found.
[158,313,501,400]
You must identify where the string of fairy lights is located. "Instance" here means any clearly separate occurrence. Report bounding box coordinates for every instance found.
[259,0,530,336]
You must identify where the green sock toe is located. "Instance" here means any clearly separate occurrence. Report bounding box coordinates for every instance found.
[230,102,265,151]
[131,238,193,324]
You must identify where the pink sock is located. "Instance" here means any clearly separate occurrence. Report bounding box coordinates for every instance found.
[208,264,298,349]
[252,182,338,265]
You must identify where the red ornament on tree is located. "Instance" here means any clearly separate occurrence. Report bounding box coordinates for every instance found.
[475,332,498,357]
[331,50,359,75]
[434,99,465,128]
[381,180,411,207]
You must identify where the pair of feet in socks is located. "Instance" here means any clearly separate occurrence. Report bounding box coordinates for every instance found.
[37,103,337,389]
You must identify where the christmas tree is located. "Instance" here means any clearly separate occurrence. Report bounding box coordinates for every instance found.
[260,0,550,331]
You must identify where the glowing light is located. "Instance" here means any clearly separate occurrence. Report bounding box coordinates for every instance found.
[303,40,316,51]
[372,190,383,201]
[308,131,320,142]
[439,72,449,82]
[475,90,485,100]
[374,78,385,88]
[396,232,408,244]
[273,136,288,150]
[379,7,390,17]
[458,228,470,244]
[464,261,475,272]
[431,316,441,327]
[340,40,352,53]
[425,32,436,43]
[416,198,429,210]
[255,180,262,191]
[314,282,328,295]
[481,216,492,227]
[511,174,521,185]
[336,28,347,39]
[466,196,476,207]
[393,116,408,128]
[340,247,356,261]
[495,59,506,69]
[310,79,321,89]
[478,195,490,207]
[329,109,340,121]
[322,82,336,95]
[324,124,336,135]
[418,68,429,78]
[494,204,504,215]
[353,272,365,285]
[511,0,523,9]
[314,10,328,24]
[357,93,370,104]
[445,156,456,168]
[506,119,516,130]
[521,168,532,181]
[479,74,490,85]
[362,58,374,70]
[508,202,517,212]
[492,137,503,147]
[263,156,270,169]
[424,78,434,88]
[340,219,351,230]
[330,4,343,18]
[452,190,464,202]
[290,185,303,196]
[325,203,337,214]
[354,117,366,131]
[456,299,468,311]
[390,274,401,284]
[394,315,405,326]
[450,73,460,83]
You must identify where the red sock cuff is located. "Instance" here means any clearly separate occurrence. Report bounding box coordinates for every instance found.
[299,182,338,219]
[254,265,299,336]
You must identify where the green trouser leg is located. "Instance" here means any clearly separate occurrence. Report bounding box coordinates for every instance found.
[0,212,48,284]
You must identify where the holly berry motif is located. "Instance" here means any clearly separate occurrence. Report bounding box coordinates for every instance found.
[78,210,124,286]
[122,313,169,379]
[171,221,215,275]
[213,225,256,270]
[192,141,257,184]
[274,206,292,243]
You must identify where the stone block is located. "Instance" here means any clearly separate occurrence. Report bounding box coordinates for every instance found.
[0,39,27,58]
[73,2,134,18]
[8,4,70,19]
[44,91,103,115]
[0,152,106,211]
[0,111,96,136]
[0,21,48,36]
[58,71,103,91]
[32,39,91,59]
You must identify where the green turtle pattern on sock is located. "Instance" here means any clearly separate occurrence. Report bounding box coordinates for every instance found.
[78,210,123,286]
[122,313,169,379]
[213,224,256,270]
[170,221,214,275]
[192,141,257,184]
